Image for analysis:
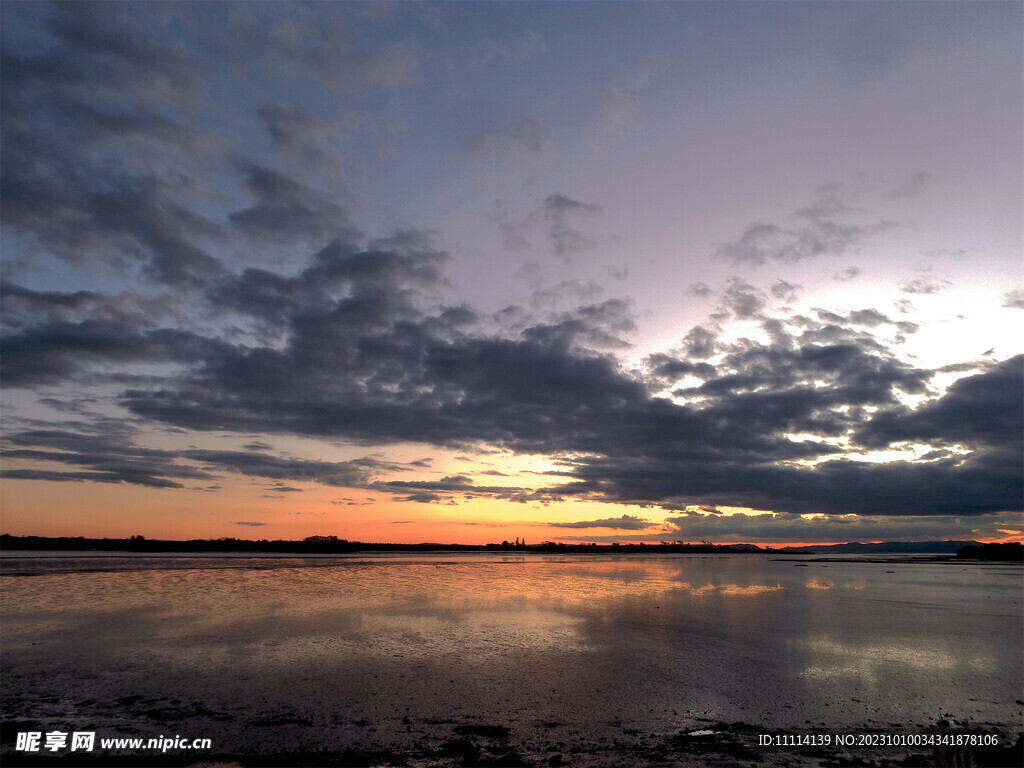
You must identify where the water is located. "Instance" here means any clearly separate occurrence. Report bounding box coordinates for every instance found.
[2,553,1021,762]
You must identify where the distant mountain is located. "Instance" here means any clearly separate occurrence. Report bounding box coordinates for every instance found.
[775,540,983,554]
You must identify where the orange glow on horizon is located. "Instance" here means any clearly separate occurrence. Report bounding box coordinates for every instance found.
[1,477,1019,548]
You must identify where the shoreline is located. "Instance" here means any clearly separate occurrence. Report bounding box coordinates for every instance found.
[5,534,1019,561]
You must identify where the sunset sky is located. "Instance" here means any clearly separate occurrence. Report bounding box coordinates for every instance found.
[1,1,1021,546]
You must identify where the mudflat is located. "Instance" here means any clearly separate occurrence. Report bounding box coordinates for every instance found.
[2,553,1021,766]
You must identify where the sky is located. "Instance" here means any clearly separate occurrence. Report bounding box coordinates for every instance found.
[1,1,1022,546]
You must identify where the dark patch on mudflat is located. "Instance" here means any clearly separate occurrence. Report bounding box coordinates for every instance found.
[247,715,314,728]
[456,724,512,740]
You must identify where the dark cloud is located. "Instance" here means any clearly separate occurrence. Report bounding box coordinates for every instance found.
[84,249,1013,519]
[1,3,224,286]
[645,353,716,385]
[228,162,349,243]
[660,510,1020,544]
[846,308,890,327]
[841,309,916,338]
[122,250,648,456]
[5,236,1019,520]
[770,280,802,303]
[717,222,785,265]
[1,283,102,314]
[1002,289,1024,310]
[0,2,418,290]
[715,188,892,265]
[688,282,713,298]
[539,322,1011,518]
[205,232,447,332]
[181,450,392,488]
[0,468,186,490]
[854,355,1023,451]
[0,319,225,391]
[553,353,1019,518]
[396,492,445,504]
[832,267,862,282]
[899,276,952,295]
[793,184,854,220]
[553,450,1018,519]
[721,278,765,319]
[520,299,635,351]
[232,521,267,527]
[542,194,600,217]
[680,326,718,360]
[372,474,540,505]
[1,320,222,387]
[548,514,651,530]
[0,283,177,330]
[1,427,214,489]
[0,425,399,492]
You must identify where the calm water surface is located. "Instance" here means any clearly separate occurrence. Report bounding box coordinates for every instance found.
[2,553,1021,756]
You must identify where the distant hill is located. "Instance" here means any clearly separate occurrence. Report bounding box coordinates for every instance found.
[956,542,1024,562]
[774,540,984,555]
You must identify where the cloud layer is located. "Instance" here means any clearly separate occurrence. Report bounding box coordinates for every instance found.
[4,221,1020,520]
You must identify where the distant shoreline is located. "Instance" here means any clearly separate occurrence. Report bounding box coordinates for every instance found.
[0,533,776,555]
[1,533,1020,559]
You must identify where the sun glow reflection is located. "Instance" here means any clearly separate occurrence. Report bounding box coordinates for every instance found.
[800,636,995,684]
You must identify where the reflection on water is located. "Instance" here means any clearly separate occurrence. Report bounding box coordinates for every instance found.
[800,635,997,682]
[360,609,589,658]
[688,583,783,597]
[0,556,791,652]
[2,554,1021,744]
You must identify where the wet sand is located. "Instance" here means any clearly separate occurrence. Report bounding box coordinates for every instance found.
[2,554,1021,766]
